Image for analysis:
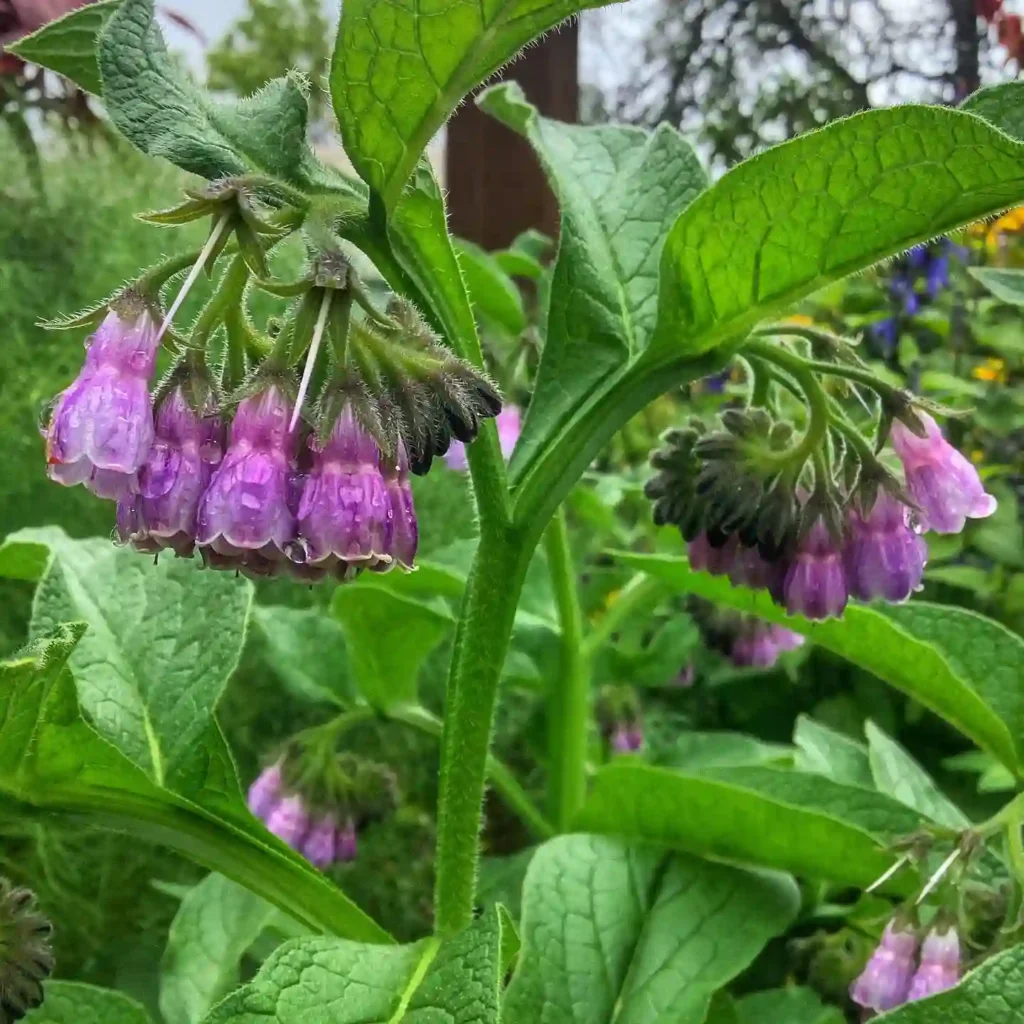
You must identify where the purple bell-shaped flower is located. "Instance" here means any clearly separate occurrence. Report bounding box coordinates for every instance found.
[850,921,918,1013]
[907,927,961,1002]
[610,722,644,754]
[688,532,739,577]
[784,520,849,620]
[380,439,418,571]
[730,621,805,668]
[46,304,160,500]
[296,404,391,573]
[196,384,297,569]
[890,412,997,534]
[117,386,224,557]
[844,491,928,604]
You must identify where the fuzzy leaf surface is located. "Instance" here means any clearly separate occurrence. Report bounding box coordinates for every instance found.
[24,982,154,1024]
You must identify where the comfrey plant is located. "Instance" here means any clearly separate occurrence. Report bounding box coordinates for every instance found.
[8,2,1024,1023]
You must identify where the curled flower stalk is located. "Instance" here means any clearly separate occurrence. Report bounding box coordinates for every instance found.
[0,879,53,1024]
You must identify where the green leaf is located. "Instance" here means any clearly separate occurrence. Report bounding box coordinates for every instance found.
[331,580,452,711]
[0,582,386,943]
[331,0,617,208]
[98,0,324,186]
[477,83,707,482]
[504,834,798,1024]
[793,715,874,788]
[203,907,506,1023]
[11,528,251,789]
[865,721,969,829]
[875,944,1024,1023]
[25,981,154,1024]
[663,731,792,771]
[735,987,843,1024]
[454,237,528,337]
[612,551,1024,777]
[254,606,354,706]
[968,267,1024,306]
[161,874,278,1024]
[6,0,120,95]
[652,106,1024,360]
[575,763,915,891]
[962,82,1024,142]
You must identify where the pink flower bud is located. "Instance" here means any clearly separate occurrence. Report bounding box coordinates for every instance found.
[907,927,960,1002]
[850,921,918,1013]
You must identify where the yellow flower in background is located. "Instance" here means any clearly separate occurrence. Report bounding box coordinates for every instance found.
[973,358,1008,383]
[971,449,985,465]
[784,314,815,327]
[973,206,1024,251]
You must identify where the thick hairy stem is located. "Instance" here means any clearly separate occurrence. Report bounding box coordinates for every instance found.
[544,508,589,831]
[433,526,531,936]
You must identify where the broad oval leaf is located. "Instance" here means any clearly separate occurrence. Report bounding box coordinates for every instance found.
[202,908,506,1024]
[967,266,1024,306]
[476,83,708,486]
[25,981,154,1024]
[653,106,1024,358]
[161,874,279,1024]
[735,988,843,1024]
[454,237,528,337]
[575,762,917,892]
[962,81,1024,142]
[331,0,618,208]
[793,715,874,789]
[504,834,799,1024]
[7,0,120,95]
[613,551,1024,776]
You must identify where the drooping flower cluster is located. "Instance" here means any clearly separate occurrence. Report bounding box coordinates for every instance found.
[0,878,53,1024]
[850,921,961,1013]
[45,275,501,582]
[247,751,398,870]
[647,402,994,622]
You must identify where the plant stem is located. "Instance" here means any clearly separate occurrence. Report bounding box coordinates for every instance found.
[543,507,589,831]
[433,527,530,936]
[582,574,667,662]
[391,706,553,841]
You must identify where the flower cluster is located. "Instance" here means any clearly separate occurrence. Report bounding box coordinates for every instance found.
[850,921,961,1013]
[248,762,358,868]
[647,402,994,622]
[45,279,501,582]
[729,618,805,669]
[0,878,53,1024]
[247,751,397,870]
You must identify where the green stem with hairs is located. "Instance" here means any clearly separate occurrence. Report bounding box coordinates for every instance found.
[543,507,589,831]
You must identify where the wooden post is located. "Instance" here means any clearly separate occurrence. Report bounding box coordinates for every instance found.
[446,25,579,251]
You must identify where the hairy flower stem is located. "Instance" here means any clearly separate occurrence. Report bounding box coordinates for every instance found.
[544,507,589,831]
[434,527,531,936]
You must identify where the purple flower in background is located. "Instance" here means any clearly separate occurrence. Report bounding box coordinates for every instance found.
[247,763,357,869]
[611,723,643,753]
[675,662,696,688]
[844,491,928,604]
[296,404,391,572]
[890,412,997,534]
[196,384,297,567]
[850,921,918,1013]
[730,622,805,669]
[116,386,224,557]
[446,405,520,470]
[908,927,961,1002]
[379,438,418,571]
[46,305,159,500]
[783,520,848,620]
[688,532,738,577]
[700,369,731,394]
[870,317,898,355]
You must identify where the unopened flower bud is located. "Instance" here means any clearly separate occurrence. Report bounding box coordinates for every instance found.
[688,532,739,577]
[0,879,53,1023]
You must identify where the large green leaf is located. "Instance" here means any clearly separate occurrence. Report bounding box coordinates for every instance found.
[962,82,1024,142]
[161,874,278,1024]
[575,763,915,891]
[504,834,798,1024]
[4,529,251,789]
[477,83,708,485]
[97,0,335,189]
[876,945,1024,1022]
[331,580,452,711]
[6,0,120,94]
[613,552,1024,776]
[203,908,506,1023]
[331,0,617,208]
[967,267,1024,306]
[254,606,353,707]
[454,237,528,337]
[652,106,1024,359]
[793,715,874,788]
[865,722,969,829]
[0,609,386,943]
[25,981,153,1024]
